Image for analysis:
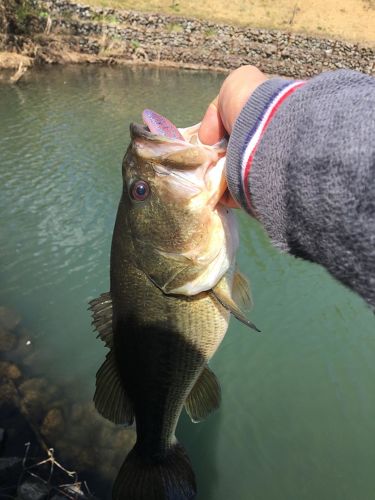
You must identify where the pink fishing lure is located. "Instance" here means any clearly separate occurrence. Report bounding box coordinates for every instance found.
[142,109,185,141]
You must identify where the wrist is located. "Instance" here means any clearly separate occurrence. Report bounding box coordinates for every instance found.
[226,77,305,215]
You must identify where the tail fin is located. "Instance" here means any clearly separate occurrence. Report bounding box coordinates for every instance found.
[112,443,197,500]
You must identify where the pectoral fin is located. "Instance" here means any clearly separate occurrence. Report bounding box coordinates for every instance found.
[232,271,253,310]
[185,366,221,423]
[94,350,134,426]
[212,283,261,333]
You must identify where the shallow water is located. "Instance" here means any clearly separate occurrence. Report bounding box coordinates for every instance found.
[0,65,374,500]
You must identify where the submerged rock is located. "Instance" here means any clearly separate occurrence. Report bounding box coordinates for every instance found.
[19,377,61,422]
[0,378,20,417]
[0,456,23,483]
[0,360,22,382]
[0,325,18,351]
[59,483,99,499]
[17,477,49,500]
[46,400,137,481]
[0,305,21,331]
[41,408,65,441]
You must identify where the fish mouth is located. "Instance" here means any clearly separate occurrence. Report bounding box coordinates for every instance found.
[130,122,228,207]
[130,123,187,147]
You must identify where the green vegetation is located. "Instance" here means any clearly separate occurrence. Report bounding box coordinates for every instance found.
[2,0,46,34]
[38,10,49,19]
[166,22,183,33]
[130,38,140,48]
[204,27,218,37]
[92,12,120,23]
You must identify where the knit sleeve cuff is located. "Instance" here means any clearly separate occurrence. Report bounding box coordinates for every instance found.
[226,77,305,215]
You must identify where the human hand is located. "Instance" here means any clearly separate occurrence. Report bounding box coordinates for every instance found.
[199,66,268,207]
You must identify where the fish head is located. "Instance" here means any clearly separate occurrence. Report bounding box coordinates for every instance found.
[120,112,239,296]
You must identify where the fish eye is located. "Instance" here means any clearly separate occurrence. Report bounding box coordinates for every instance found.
[130,180,150,201]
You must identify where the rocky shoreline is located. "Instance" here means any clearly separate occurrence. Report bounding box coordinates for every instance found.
[0,0,374,83]
[0,304,136,499]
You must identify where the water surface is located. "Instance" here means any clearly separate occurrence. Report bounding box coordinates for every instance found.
[0,65,374,500]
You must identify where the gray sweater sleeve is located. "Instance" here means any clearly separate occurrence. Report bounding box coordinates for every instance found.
[226,70,375,310]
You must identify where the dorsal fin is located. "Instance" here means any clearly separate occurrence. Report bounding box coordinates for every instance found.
[88,292,113,347]
[185,365,221,423]
[89,292,134,426]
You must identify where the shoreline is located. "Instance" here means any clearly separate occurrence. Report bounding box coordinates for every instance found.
[0,1,374,82]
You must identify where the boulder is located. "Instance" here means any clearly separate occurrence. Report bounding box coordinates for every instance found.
[0,378,20,417]
[0,360,22,381]
[0,305,21,331]
[40,407,65,441]
[0,325,18,351]
[19,378,60,422]
[0,455,23,483]
[17,477,49,500]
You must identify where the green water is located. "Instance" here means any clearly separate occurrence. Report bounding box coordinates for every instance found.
[0,65,374,500]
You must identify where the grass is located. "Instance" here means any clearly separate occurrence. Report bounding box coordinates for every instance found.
[92,12,120,23]
[83,0,375,44]
[166,22,184,32]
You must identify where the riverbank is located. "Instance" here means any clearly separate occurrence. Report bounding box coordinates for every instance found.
[84,0,375,44]
[0,0,374,82]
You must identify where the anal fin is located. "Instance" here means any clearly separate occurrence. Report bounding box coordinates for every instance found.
[185,365,221,423]
[94,350,134,426]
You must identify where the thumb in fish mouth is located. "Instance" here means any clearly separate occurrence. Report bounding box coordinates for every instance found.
[132,132,218,169]
[131,119,223,173]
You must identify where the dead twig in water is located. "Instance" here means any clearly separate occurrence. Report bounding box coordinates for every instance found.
[10,62,28,84]
[0,443,91,499]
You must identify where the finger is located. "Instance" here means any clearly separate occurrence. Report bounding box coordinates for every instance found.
[198,97,226,145]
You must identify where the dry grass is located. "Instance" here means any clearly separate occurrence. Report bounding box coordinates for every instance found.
[0,52,33,69]
[84,0,375,44]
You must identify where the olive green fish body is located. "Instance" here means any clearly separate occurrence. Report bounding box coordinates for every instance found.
[90,115,257,500]
[110,198,229,454]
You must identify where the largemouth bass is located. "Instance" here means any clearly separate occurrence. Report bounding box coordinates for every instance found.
[90,110,259,500]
